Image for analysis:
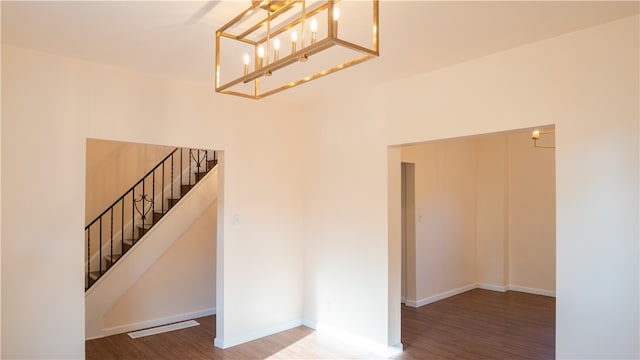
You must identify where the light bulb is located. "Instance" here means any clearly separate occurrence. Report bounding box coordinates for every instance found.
[310,19,318,44]
[291,31,298,53]
[273,38,280,61]
[333,7,340,36]
[243,53,250,75]
[532,130,540,140]
[257,45,265,58]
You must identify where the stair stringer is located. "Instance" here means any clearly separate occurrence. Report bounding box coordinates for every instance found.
[85,167,218,340]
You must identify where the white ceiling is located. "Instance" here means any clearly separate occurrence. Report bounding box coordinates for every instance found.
[2,1,638,101]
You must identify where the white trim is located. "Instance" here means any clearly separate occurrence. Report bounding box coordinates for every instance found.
[127,320,199,339]
[405,283,476,308]
[93,307,216,339]
[508,284,556,297]
[214,319,302,349]
[401,296,407,304]
[477,283,507,292]
[302,319,403,358]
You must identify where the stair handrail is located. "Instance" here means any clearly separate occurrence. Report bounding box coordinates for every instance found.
[85,148,179,230]
[85,147,217,290]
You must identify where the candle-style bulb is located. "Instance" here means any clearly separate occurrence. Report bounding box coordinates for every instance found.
[310,18,318,44]
[243,53,250,75]
[291,30,298,53]
[333,7,340,36]
[532,130,540,140]
[273,38,280,61]
[257,45,265,69]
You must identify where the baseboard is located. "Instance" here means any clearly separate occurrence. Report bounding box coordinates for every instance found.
[405,283,476,308]
[508,285,556,297]
[302,319,403,358]
[401,296,407,304]
[214,319,302,349]
[97,307,216,339]
[477,283,507,292]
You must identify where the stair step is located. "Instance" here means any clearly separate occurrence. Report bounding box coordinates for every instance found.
[89,271,101,281]
[137,224,153,238]
[168,197,180,208]
[153,211,165,223]
[195,171,208,182]
[104,254,121,265]
[181,184,194,197]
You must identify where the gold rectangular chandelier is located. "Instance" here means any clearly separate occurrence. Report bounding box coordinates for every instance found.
[215,0,379,99]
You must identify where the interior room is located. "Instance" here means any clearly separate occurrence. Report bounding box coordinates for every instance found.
[1,1,638,359]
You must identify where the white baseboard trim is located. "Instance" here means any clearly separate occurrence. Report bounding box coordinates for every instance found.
[302,319,403,358]
[477,283,507,292]
[214,319,302,349]
[401,296,407,304]
[95,307,216,339]
[405,283,477,308]
[508,285,556,297]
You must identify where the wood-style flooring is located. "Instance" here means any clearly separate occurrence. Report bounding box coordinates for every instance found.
[86,289,555,359]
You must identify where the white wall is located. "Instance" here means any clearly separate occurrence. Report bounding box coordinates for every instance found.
[401,139,478,304]
[1,11,637,360]
[1,45,306,358]
[387,16,637,359]
[305,15,638,358]
[476,135,508,289]
[507,131,556,294]
[302,89,392,346]
[401,131,555,301]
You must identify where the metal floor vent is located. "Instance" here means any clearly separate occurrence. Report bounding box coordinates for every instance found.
[127,320,200,339]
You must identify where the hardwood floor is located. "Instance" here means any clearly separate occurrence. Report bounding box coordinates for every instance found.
[86,289,554,359]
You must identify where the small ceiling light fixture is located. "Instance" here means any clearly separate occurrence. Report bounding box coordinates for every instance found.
[215,0,379,99]
[532,129,555,149]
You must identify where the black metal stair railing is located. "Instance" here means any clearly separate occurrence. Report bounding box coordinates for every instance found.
[85,148,217,291]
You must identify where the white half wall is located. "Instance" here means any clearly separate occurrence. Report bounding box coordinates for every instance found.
[102,200,217,337]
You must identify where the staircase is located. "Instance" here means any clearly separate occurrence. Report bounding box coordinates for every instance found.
[85,148,217,290]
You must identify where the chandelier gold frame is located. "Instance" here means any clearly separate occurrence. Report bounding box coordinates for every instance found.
[215,0,379,99]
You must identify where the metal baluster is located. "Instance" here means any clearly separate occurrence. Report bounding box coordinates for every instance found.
[171,153,175,205]
[152,169,155,225]
[162,162,165,215]
[87,227,90,289]
[197,149,201,173]
[110,208,113,268]
[99,217,103,277]
[189,149,192,186]
[180,148,183,195]
[121,200,124,253]
[132,189,135,243]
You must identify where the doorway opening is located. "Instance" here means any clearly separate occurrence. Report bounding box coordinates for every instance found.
[83,138,219,341]
[396,126,556,356]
